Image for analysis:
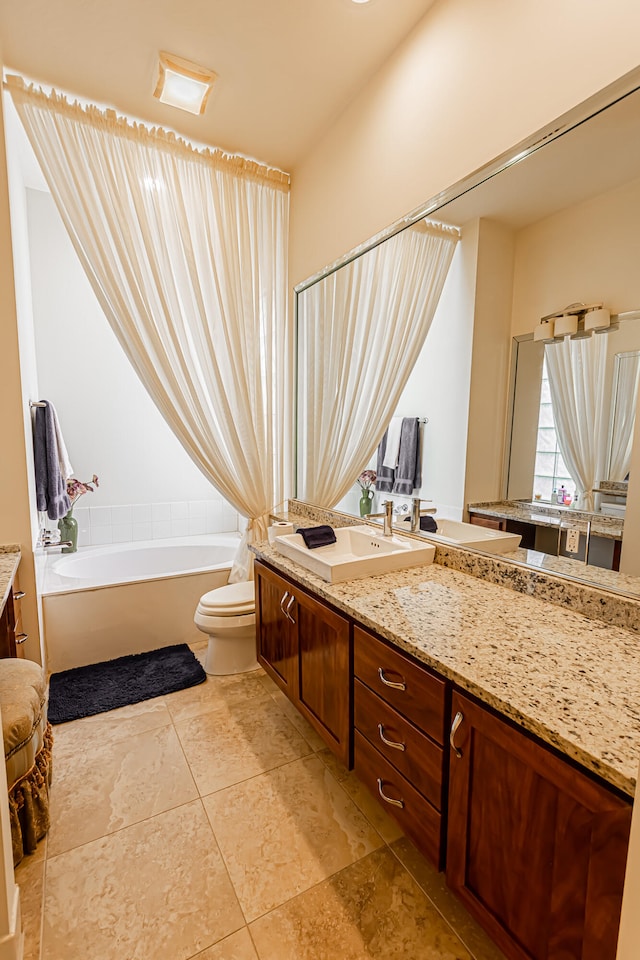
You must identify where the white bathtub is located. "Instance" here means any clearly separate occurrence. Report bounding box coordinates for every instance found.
[41,535,241,673]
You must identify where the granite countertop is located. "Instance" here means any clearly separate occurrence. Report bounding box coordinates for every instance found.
[252,533,640,798]
[468,500,624,540]
[0,545,21,614]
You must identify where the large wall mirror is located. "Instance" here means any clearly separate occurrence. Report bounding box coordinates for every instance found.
[295,71,640,599]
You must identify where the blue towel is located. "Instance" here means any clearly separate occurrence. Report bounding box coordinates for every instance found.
[34,403,71,520]
[299,525,337,549]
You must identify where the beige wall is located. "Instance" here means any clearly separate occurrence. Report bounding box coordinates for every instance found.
[511,176,640,337]
[0,54,40,661]
[289,0,640,287]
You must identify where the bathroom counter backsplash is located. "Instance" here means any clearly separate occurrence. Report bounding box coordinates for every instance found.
[0,545,21,614]
[468,500,624,539]
[256,513,640,796]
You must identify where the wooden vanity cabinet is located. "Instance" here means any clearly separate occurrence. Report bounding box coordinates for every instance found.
[353,625,447,868]
[447,690,632,960]
[255,561,351,766]
[0,575,26,659]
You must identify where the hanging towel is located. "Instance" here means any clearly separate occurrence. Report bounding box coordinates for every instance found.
[382,417,403,469]
[376,430,394,493]
[298,525,337,549]
[34,403,72,521]
[50,403,73,481]
[393,418,420,496]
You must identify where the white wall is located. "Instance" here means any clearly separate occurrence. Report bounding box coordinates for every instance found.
[26,188,240,545]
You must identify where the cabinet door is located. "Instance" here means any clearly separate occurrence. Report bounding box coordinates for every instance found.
[447,691,631,960]
[255,563,297,696]
[295,588,351,767]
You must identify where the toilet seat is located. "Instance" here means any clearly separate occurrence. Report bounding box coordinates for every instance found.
[197,581,255,617]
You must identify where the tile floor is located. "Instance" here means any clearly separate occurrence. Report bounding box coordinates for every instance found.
[17,642,506,960]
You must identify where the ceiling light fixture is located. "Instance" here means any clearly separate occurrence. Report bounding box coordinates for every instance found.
[153,51,217,116]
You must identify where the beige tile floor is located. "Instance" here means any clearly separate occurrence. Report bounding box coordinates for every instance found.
[16,642,506,960]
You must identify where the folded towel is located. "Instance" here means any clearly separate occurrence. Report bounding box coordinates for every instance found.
[382,417,403,469]
[376,431,394,493]
[393,418,420,496]
[402,515,437,533]
[34,402,72,521]
[299,525,337,550]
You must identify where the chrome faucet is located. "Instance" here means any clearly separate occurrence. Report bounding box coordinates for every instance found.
[411,498,437,533]
[369,500,394,537]
[42,541,73,549]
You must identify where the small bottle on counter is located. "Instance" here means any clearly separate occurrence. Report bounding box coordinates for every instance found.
[557,485,566,504]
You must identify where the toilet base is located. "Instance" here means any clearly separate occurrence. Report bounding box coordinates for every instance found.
[204,632,259,676]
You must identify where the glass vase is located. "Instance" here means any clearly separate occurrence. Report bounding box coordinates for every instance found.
[359,491,373,517]
[58,510,78,554]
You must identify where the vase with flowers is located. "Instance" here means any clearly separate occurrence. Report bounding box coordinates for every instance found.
[58,474,99,553]
[357,470,376,517]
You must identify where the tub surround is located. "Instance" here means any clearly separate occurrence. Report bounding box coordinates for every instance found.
[468,499,624,540]
[0,544,20,612]
[256,513,640,796]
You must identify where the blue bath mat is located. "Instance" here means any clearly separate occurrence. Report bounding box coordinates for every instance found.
[48,643,206,724]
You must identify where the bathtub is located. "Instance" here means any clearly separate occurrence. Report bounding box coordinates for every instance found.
[40,535,241,673]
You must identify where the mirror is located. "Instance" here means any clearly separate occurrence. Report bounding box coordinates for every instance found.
[295,73,640,599]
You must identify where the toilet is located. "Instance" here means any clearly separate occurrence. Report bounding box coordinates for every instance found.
[194,581,258,676]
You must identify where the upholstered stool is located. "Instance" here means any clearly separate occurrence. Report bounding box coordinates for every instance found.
[0,659,52,865]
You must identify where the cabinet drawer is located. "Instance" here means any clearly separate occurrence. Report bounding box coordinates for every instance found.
[468,513,506,531]
[354,626,446,744]
[354,730,442,868]
[354,679,443,810]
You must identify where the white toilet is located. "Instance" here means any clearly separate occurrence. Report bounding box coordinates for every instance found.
[194,581,258,676]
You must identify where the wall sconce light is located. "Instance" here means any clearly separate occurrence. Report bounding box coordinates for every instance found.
[536,302,611,343]
[153,51,217,116]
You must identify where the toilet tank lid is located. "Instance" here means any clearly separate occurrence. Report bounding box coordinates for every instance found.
[199,580,255,614]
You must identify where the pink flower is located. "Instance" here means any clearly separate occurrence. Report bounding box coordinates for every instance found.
[357,470,376,492]
[66,474,99,505]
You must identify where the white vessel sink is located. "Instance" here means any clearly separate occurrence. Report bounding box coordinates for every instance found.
[420,518,521,555]
[274,524,435,583]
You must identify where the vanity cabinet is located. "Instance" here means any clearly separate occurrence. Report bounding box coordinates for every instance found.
[0,576,26,659]
[447,691,631,960]
[353,625,447,868]
[255,561,351,766]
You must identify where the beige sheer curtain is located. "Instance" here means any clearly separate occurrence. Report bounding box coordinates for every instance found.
[609,353,640,481]
[8,76,290,580]
[298,220,459,506]
[545,334,607,511]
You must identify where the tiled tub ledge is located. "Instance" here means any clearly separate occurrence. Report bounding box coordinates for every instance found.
[252,529,640,797]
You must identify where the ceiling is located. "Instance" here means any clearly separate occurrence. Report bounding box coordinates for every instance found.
[0,0,436,172]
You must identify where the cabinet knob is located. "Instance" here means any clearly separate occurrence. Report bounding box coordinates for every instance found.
[376,778,405,809]
[378,723,406,752]
[13,591,26,600]
[450,710,464,759]
[378,667,406,691]
[15,633,28,645]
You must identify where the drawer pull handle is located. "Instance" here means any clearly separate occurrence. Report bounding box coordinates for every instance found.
[378,723,406,751]
[284,594,296,624]
[378,667,406,691]
[279,591,290,615]
[13,591,25,600]
[450,710,464,759]
[377,778,405,809]
[15,634,28,644]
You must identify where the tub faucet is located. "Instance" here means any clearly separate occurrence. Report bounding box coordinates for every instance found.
[411,498,437,533]
[369,500,394,537]
[43,541,73,549]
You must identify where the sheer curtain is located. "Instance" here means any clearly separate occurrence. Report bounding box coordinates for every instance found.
[8,76,290,580]
[545,334,607,511]
[298,220,459,507]
[609,353,640,481]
